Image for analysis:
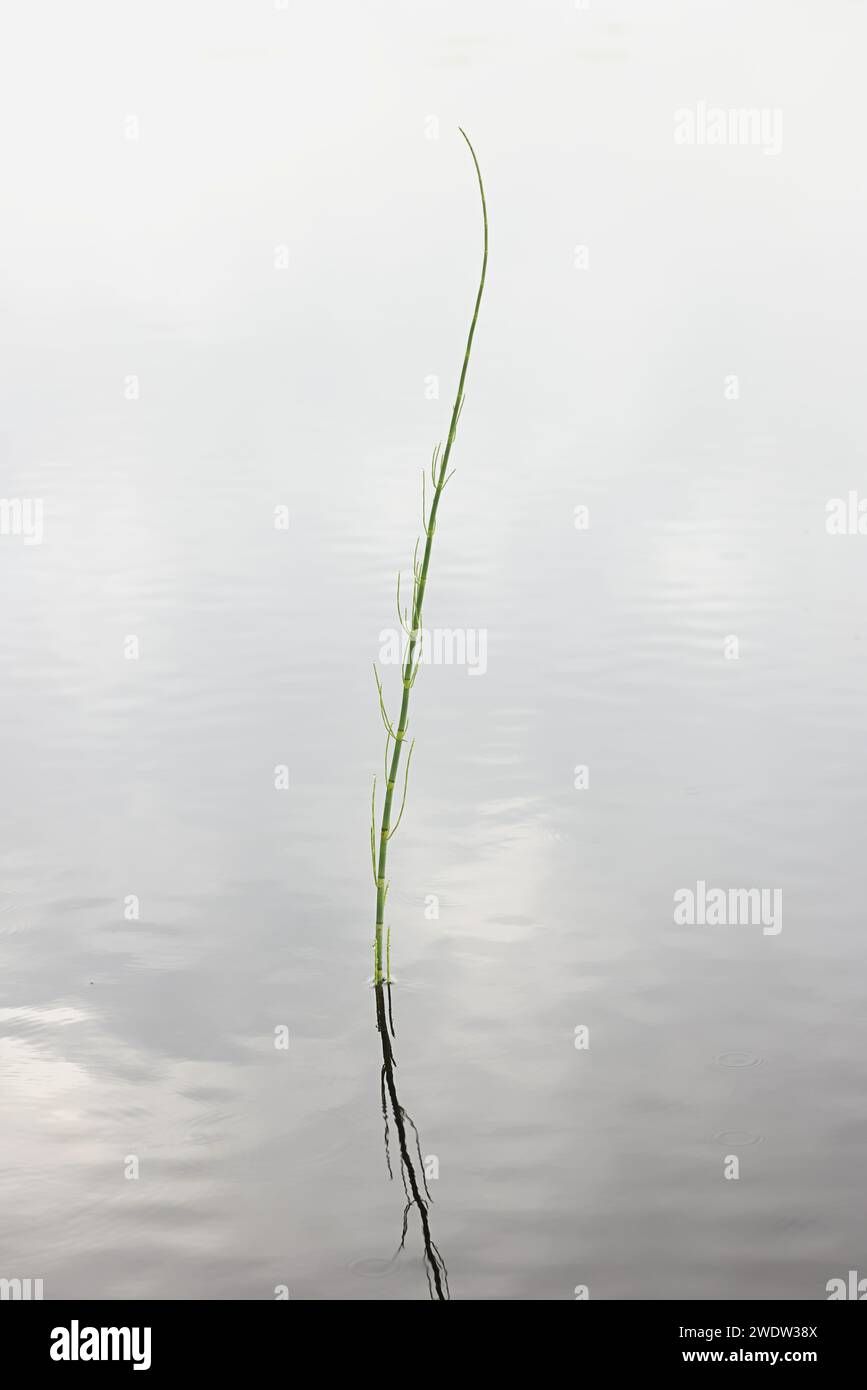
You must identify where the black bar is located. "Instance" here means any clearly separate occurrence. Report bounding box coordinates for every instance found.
[1,1299,863,1375]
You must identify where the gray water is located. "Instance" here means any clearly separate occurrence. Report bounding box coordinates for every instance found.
[2,0,867,1300]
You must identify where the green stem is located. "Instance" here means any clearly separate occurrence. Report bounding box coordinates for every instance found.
[373,128,488,984]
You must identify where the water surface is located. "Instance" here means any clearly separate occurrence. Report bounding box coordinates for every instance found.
[1,0,866,1299]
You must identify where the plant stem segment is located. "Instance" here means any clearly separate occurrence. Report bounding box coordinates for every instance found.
[371,128,488,984]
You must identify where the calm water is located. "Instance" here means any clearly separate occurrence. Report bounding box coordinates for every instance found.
[2,1,867,1299]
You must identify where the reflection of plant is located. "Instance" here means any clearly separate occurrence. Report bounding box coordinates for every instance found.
[370,129,488,984]
[374,981,449,1299]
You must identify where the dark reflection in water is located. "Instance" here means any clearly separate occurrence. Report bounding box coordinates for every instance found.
[374,982,449,1301]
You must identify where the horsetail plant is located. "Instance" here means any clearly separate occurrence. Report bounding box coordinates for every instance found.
[370,128,488,985]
